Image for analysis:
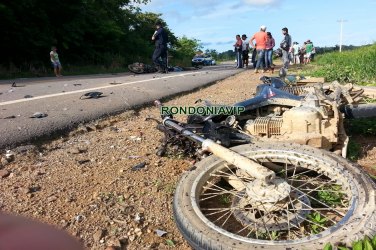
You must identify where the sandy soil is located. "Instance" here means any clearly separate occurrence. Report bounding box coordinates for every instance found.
[0,68,375,250]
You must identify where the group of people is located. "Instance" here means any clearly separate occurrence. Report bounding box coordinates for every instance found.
[234,26,314,73]
[291,40,315,65]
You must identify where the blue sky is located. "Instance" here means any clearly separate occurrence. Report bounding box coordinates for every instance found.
[138,0,376,52]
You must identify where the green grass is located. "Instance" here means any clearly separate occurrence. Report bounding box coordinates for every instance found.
[345,118,376,136]
[302,43,376,85]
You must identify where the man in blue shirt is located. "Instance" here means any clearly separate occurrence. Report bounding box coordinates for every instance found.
[152,21,168,73]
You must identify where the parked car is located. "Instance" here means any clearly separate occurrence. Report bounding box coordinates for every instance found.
[192,54,215,67]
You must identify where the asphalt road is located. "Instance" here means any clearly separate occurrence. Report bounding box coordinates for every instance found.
[0,64,242,149]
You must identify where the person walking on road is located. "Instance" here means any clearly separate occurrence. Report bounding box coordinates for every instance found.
[50,46,62,77]
[152,20,168,73]
[250,25,267,73]
[280,27,292,70]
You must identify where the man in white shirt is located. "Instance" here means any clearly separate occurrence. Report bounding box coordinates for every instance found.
[241,34,249,68]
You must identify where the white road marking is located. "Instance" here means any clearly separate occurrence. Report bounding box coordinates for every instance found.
[0,72,203,106]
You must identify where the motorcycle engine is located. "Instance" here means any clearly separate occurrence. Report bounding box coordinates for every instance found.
[243,94,342,151]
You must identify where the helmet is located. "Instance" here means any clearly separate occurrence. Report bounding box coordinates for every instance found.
[260,25,266,31]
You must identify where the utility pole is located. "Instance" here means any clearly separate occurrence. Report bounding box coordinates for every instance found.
[337,19,347,52]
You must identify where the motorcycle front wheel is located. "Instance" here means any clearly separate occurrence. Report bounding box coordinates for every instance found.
[174,143,375,250]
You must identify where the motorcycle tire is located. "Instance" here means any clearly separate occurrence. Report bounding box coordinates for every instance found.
[173,142,375,250]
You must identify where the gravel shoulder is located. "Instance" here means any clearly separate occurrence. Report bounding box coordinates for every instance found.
[0,68,375,250]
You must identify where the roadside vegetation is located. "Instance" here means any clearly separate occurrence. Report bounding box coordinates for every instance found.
[307,43,376,85]
[0,1,209,79]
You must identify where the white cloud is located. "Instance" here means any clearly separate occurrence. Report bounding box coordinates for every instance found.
[243,0,282,6]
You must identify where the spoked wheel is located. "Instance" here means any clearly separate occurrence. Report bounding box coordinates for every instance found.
[174,143,376,250]
[128,63,145,74]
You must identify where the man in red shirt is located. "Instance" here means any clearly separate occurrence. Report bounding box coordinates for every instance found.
[249,25,267,73]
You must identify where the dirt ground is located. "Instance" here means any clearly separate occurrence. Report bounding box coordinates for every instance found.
[0,68,375,250]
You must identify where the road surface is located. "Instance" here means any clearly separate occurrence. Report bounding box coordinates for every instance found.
[0,64,241,149]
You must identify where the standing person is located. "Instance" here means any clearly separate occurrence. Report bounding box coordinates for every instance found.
[251,44,257,69]
[300,42,306,64]
[241,34,249,68]
[311,46,316,61]
[250,25,267,73]
[280,27,292,70]
[265,32,275,72]
[292,42,300,64]
[233,34,243,68]
[152,20,168,73]
[50,46,62,77]
[304,39,313,64]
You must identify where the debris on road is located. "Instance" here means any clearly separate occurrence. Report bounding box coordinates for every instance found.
[73,83,82,86]
[30,112,48,118]
[5,150,15,162]
[155,229,167,237]
[2,115,16,119]
[80,91,103,99]
[24,95,33,98]
[11,82,25,87]
[131,162,146,171]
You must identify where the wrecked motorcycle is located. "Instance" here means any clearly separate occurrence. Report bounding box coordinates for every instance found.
[153,78,376,249]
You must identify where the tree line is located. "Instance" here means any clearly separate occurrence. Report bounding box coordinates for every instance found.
[0,0,205,77]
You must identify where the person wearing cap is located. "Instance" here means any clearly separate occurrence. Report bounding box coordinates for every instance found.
[241,34,249,68]
[280,27,292,70]
[249,25,267,73]
[152,20,168,73]
[304,40,314,64]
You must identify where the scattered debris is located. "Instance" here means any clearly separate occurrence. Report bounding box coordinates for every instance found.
[5,150,15,162]
[80,91,103,99]
[75,215,85,222]
[2,115,16,119]
[128,155,141,159]
[77,159,90,165]
[131,162,146,171]
[47,195,58,202]
[24,95,33,98]
[12,82,25,87]
[155,229,167,237]
[134,213,143,223]
[27,185,41,193]
[129,136,142,142]
[30,112,48,118]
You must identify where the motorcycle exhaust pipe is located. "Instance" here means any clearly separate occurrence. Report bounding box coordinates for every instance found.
[340,104,376,119]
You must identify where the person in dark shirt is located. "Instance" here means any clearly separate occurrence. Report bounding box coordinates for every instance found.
[152,21,168,73]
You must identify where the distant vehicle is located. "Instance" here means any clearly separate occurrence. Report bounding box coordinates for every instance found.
[192,54,215,67]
